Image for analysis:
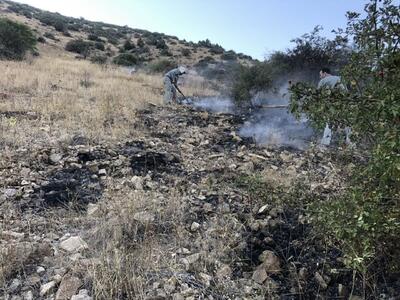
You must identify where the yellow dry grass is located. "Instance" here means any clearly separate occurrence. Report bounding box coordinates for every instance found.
[0,54,218,149]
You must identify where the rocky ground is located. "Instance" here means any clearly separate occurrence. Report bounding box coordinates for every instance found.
[0,104,391,299]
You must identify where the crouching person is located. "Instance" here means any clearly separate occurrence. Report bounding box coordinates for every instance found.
[163,66,187,104]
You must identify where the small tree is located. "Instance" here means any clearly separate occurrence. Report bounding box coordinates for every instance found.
[0,18,37,60]
[290,0,400,286]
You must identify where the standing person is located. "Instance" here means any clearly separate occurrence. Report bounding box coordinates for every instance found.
[317,67,352,146]
[163,66,187,104]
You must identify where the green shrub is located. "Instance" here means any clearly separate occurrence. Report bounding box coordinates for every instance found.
[137,38,145,48]
[160,49,172,57]
[88,34,101,41]
[54,20,66,32]
[108,37,119,45]
[68,23,81,32]
[290,0,400,277]
[231,63,273,103]
[37,36,46,43]
[181,48,191,57]
[44,32,57,41]
[90,54,107,64]
[112,53,138,66]
[123,40,135,51]
[94,42,105,51]
[148,59,176,73]
[221,51,237,61]
[0,18,37,60]
[65,39,92,56]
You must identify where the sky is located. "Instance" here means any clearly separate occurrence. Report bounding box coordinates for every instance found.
[15,0,368,60]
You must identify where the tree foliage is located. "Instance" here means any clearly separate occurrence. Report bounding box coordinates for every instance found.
[290,0,400,276]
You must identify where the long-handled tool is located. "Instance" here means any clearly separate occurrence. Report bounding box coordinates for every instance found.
[174,84,186,99]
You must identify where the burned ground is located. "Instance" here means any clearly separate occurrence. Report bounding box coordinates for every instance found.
[0,104,397,299]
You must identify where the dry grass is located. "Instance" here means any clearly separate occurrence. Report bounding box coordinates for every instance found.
[87,187,188,299]
[0,55,218,149]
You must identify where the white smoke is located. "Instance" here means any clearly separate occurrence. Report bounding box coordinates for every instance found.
[192,97,235,114]
[239,83,314,149]
[187,84,315,149]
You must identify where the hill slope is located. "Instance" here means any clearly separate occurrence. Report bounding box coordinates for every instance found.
[0,0,254,67]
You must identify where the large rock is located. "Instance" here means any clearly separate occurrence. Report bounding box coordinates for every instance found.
[59,236,88,253]
[55,276,82,300]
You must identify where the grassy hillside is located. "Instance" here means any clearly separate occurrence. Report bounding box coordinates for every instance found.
[0,0,254,67]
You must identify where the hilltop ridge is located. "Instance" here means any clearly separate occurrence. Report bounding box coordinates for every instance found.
[0,0,255,67]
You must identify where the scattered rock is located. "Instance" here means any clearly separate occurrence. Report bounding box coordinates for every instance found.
[315,272,328,290]
[130,176,143,190]
[258,204,269,214]
[56,276,82,300]
[2,231,24,240]
[9,278,21,293]
[252,267,268,284]
[50,153,63,164]
[98,169,107,176]
[59,236,88,253]
[258,250,281,274]
[87,203,100,217]
[3,188,17,198]
[40,281,57,297]
[71,289,92,300]
[23,291,33,300]
[190,222,200,232]
[216,264,232,279]
[36,266,45,274]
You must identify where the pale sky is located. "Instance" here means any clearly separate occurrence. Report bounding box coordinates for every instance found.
[14,0,369,60]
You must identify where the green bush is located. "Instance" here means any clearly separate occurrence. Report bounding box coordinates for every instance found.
[37,36,46,43]
[90,54,107,64]
[160,49,172,57]
[290,0,400,277]
[231,63,273,103]
[88,34,101,41]
[65,39,92,56]
[148,59,176,73]
[137,38,145,48]
[94,42,105,51]
[44,32,57,41]
[221,51,237,61]
[67,23,81,32]
[108,37,119,46]
[0,18,37,60]
[112,53,138,66]
[123,40,135,51]
[181,48,191,57]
